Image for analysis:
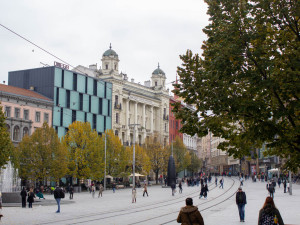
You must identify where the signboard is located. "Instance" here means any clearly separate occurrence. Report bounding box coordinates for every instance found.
[54,61,69,70]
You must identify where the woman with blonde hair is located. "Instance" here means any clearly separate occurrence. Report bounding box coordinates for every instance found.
[258,197,284,225]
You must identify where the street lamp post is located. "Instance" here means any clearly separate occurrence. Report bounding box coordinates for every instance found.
[129,124,140,187]
[104,133,107,190]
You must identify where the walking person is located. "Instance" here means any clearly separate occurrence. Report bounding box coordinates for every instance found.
[171,183,176,196]
[240,176,244,186]
[178,181,183,194]
[20,187,27,208]
[112,183,116,193]
[268,183,275,199]
[283,180,287,193]
[177,198,204,225]
[258,197,284,225]
[132,187,137,203]
[199,184,209,199]
[98,184,104,198]
[27,188,35,208]
[215,177,218,187]
[143,184,149,197]
[54,185,65,213]
[0,191,3,221]
[236,187,247,222]
[219,178,224,189]
[91,185,96,198]
[69,185,74,199]
[278,178,281,188]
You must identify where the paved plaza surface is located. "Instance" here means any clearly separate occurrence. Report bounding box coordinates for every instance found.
[1,177,299,225]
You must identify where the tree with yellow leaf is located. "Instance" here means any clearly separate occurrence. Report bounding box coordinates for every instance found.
[63,121,104,181]
[126,144,151,176]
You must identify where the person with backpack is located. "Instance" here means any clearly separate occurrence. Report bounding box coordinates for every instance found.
[236,187,247,222]
[177,198,204,225]
[27,188,35,208]
[178,181,183,194]
[20,187,27,208]
[199,184,209,199]
[267,183,275,199]
[258,197,284,225]
[54,186,65,213]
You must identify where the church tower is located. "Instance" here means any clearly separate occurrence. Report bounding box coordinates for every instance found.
[101,44,119,76]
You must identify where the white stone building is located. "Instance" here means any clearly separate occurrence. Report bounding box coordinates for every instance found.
[73,45,170,145]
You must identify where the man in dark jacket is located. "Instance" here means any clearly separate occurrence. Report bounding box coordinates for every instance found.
[20,187,27,208]
[177,198,204,225]
[54,186,64,213]
[236,187,247,222]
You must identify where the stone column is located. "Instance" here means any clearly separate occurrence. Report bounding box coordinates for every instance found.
[134,102,138,142]
[126,99,130,143]
[151,106,154,133]
[142,104,146,141]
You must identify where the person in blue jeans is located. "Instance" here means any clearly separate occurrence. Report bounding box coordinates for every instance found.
[54,186,64,213]
[236,187,247,222]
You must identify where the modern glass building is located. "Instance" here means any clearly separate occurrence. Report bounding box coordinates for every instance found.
[8,66,112,137]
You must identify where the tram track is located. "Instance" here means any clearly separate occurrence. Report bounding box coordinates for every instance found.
[36,181,216,225]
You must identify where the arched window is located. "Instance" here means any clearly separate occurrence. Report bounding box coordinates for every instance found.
[6,124,10,137]
[23,127,29,137]
[13,126,20,141]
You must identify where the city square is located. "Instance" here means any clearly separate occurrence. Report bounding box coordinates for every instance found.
[1,177,300,225]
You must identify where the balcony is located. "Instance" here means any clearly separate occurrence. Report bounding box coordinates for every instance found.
[114,102,122,110]
[163,114,169,121]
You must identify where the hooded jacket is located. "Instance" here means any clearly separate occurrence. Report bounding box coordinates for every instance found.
[258,205,284,225]
[177,205,204,225]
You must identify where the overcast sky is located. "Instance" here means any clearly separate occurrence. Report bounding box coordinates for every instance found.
[0,0,209,92]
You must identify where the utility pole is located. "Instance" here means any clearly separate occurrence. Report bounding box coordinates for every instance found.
[129,124,140,188]
[289,156,292,195]
[104,133,107,190]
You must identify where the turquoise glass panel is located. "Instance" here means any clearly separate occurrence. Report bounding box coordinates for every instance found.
[52,106,61,126]
[58,88,66,107]
[83,94,89,112]
[106,83,112,99]
[54,88,57,105]
[91,96,98,114]
[64,70,73,90]
[106,116,112,130]
[63,108,72,127]
[97,115,104,132]
[70,91,79,110]
[54,68,62,87]
[86,113,93,128]
[97,81,105,98]
[87,77,93,95]
[57,127,65,138]
[102,99,108,116]
[76,111,85,122]
[77,75,85,93]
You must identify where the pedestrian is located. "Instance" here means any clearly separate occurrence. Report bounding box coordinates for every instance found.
[171,183,176,196]
[91,185,96,198]
[219,178,224,189]
[177,197,204,225]
[283,180,287,193]
[143,184,149,197]
[20,187,27,208]
[98,184,104,198]
[287,181,290,193]
[27,188,35,208]
[69,185,74,199]
[236,187,247,222]
[112,183,116,193]
[54,185,65,213]
[0,191,3,221]
[179,181,183,194]
[278,178,281,188]
[215,177,218,187]
[199,184,209,199]
[240,176,244,186]
[258,197,284,225]
[132,187,137,203]
[268,183,275,199]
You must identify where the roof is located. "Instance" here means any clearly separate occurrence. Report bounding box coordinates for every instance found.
[103,44,118,57]
[0,84,52,102]
[152,63,165,77]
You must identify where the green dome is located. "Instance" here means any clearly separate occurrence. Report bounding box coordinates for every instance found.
[103,49,118,57]
[152,63,165,76]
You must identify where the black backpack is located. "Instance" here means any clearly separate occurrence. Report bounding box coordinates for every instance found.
[260,211,276,225]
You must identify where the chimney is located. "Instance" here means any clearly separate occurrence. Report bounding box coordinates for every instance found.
[131,78,134,83]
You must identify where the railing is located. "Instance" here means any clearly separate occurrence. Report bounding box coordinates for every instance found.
[163,114,169,120]
[122,125,126,129]
[114,103,122,110]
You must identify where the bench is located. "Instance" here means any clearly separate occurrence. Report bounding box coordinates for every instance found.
[116,185,125,189]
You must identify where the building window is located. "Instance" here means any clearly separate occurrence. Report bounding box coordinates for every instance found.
[176,121,178,130]
[35,112,41,122]
[15,108,20,118]
[165,123,167,132]
[6,124,10,136]
[115,130,118,136]
[44,113,49,123]
[79,93,83,110]
[66,90,70,108]
[114,63,117,70]
[116,113,119,124]
[115,95,119,105]
[23,127,29,136]
[13,126,20,141]
[24,109,29,120]
[5,106,11,117]
[99,98,103,114]
[155,81,157,86]
[105,64,108,70]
